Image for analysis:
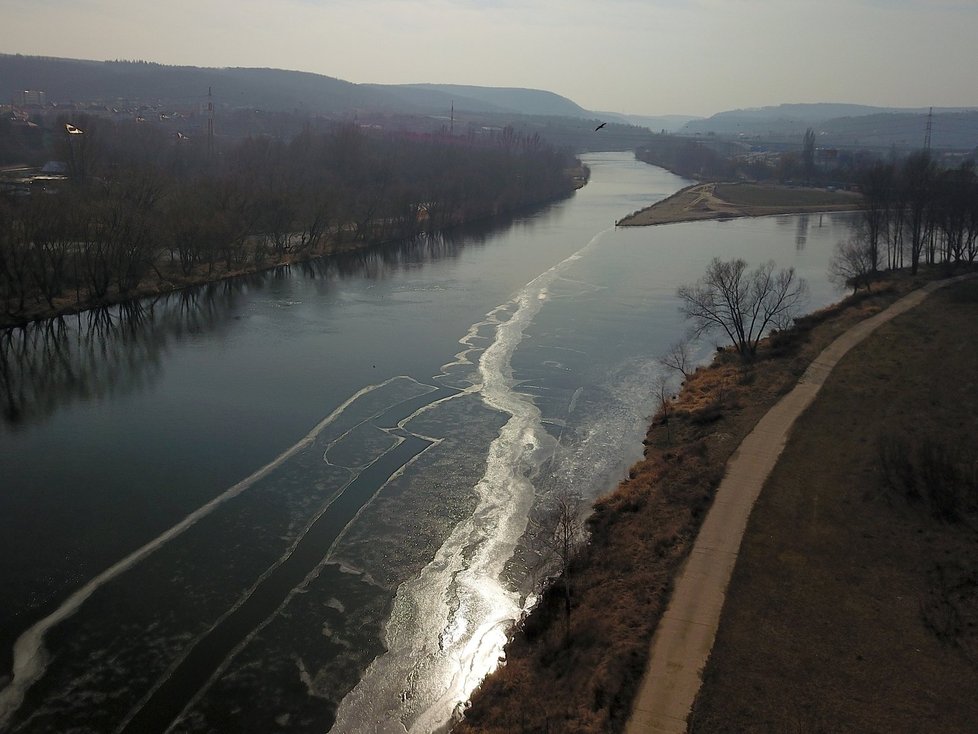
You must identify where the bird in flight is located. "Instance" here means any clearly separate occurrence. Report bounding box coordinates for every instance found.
[594,122,606,131]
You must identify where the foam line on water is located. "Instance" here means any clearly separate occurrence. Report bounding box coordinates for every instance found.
[124,389,470,731]
[331,227,613,734]
[320,384,440,463]
[0,375,420,729]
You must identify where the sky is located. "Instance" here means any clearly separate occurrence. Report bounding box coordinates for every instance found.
[2,0,977,117]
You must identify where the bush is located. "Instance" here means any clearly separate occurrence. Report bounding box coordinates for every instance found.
[877,433,978,522]
[877,434,917,499]
[690,401,724,425]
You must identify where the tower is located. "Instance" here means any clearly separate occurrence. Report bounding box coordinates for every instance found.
[924,106,933,151]
[207,86,215,158]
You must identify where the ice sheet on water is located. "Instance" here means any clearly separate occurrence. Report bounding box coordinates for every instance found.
[3,444,361,733]
[313,376,437,449]
[333,392,509,588]
[2,375,451,733]
[173,563,392,734]
[324,423,400,469]
[172,393,509,733]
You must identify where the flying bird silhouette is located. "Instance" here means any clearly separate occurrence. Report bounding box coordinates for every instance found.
[594,122,607,131]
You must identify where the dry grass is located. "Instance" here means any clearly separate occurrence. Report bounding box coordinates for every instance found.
[457,269,952,733]
[714,183,861,210]
[689,277,978,733]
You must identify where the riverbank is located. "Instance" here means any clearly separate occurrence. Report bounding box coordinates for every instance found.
[456,266,963,733]
[0,171,589,331]
[616,181,862,227]
[689,275,978,732]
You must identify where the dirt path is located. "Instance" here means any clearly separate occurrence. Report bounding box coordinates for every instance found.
[625,273,977,734]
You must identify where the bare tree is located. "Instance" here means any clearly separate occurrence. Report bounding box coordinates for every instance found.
[829,235,879,293]
[677,258,808,358]
[653,373,677,444]
[23,195,76,308]
[858,161,893,272]
[544,488,585,644]
[903,150,935,274]
[934,162,977,266]
[660,337,695,380]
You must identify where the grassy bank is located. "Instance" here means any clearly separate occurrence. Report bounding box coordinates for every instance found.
[616,182,861,227]
[456,267,961,733]
[689,277,978,732]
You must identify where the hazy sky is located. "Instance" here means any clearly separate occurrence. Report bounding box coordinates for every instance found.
[2,0,977,116]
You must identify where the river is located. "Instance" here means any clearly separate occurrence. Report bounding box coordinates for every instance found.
[0,153,856,733]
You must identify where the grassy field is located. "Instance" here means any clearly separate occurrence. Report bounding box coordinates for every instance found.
[714,182,861,209]
[689,278,978,733]
[457,270,960,733]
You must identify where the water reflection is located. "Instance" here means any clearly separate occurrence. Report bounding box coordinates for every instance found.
[0,205,553,430]
[0,283,256,428]
[773,210,853,252]
[298,206,554,283]
[795,214,810,250]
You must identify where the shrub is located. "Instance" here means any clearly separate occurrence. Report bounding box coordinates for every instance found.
[877,432,978,522]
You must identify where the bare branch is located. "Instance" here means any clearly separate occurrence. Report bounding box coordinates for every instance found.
[677,257,807,358]
[660,337,695,379]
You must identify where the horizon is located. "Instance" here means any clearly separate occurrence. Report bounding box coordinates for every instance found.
[2,1,977,118]
[3,51,976,122]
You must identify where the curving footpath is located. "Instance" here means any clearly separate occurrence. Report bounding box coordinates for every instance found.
[626,273,977,734]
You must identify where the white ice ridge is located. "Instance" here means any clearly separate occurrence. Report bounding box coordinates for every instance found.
[0,376,420,729]
[331,227,614,734]
[144,387,471,734]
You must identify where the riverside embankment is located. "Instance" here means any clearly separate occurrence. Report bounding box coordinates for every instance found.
[0,154,856,734]
[457,267,963,733]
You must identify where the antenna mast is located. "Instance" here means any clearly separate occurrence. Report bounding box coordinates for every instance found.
[207,86,215,158]
[924,106,933,151]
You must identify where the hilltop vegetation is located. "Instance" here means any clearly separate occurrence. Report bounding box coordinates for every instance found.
[0,55,592,120]
[680,103,978,150]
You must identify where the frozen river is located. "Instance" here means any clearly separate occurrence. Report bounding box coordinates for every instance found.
[0,153,856,732]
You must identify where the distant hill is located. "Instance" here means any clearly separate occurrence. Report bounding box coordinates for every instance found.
[596,112,702,133]
[0,54,594,121]
[816,111,978,150]
[14,55,972,151]
[0,54,669,153]
[387,84,592,118]
[681,103,978,149]
[0,55,384,112]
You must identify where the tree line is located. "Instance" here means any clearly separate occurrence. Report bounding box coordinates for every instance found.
[672,149,978,362]
[0,115,580,323]
[832,152,978,290]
